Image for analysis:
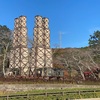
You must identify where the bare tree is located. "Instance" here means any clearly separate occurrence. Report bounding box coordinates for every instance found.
[0,29,12,76]
[53,47,100,80]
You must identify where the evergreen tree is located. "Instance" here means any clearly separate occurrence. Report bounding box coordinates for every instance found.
[89,30,100,64]
[89,30,100,48]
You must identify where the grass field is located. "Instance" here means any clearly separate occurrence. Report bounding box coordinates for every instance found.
[0,88,100,100]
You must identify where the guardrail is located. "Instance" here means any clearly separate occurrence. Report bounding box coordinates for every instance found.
[0,90,100,100]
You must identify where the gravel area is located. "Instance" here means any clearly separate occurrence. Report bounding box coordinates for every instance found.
[0,84,100,92]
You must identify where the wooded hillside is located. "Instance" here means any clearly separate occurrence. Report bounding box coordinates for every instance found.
[53,47,100,80]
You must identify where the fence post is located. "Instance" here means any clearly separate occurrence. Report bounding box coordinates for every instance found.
[7,95,9,100]
[45,92,47,97]
[62,91,64,96]
[78,90,81,98]
[27,94,29,99]
[94,90,95,98]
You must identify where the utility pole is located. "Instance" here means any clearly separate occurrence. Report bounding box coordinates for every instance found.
[59,32,62,48]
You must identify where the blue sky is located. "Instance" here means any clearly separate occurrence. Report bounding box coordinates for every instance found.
[0,0,100,48]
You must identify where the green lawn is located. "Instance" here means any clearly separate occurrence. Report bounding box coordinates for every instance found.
[0,88,100,100]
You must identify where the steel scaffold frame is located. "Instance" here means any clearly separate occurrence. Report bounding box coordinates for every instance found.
[31,16,53,76]
[9,16,29,76]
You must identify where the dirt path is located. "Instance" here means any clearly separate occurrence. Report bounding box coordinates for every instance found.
[0,84,100,92]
